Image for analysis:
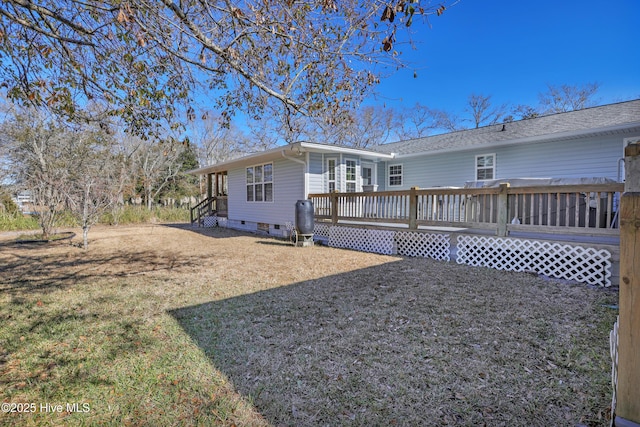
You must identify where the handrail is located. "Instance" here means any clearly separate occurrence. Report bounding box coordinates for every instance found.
[309,183,623,236]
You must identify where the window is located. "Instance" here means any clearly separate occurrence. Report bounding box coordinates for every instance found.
[246,163,273,202]
[346,159,357,192]
[362,165,373,186]
[476,154,495,180]
[327,158,337,192]
[389,164,403,187]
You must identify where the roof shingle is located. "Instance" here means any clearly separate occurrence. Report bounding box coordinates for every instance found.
[373,99,640,155]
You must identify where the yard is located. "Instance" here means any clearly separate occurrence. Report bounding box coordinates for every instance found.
[0,224,618,426]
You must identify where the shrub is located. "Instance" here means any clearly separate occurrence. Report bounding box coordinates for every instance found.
[0,212,39,231]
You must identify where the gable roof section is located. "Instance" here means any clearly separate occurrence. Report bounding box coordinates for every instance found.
[188,141,393,175]
[374,99,640,157]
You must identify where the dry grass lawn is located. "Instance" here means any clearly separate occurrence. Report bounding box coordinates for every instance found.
[0,223,618,426]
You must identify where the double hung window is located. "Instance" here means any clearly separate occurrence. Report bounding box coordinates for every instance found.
[388,164,403,187]
[475,154,495,180]
[246,163,273,202]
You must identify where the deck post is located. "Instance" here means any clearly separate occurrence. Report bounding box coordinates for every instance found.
[207,174,213,199]
[409,186,419,229]
[497,183,510,237]
[616,142,640,426]
[331,191,339,225]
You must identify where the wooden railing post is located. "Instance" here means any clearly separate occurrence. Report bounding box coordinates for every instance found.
[616,142,640,426]
[206,174,213,199]
[496,183,510,237]
[409,186,419,229]
[331,191,339,225]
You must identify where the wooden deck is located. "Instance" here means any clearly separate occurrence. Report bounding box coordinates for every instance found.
[310,183,623,287]
[309,182,623,239]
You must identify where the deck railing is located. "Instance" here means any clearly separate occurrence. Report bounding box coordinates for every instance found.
[190,196,228,226]
[309,183,623,236]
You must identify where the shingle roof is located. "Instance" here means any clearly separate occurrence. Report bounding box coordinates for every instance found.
[373,99,640,156]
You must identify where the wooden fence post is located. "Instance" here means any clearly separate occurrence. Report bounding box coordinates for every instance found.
[496,183,510,237]
[331,191,339,225]
[409,186,419,229]
[616,142,640,426]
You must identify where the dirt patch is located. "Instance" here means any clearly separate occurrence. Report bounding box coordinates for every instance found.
[0,223,617,426]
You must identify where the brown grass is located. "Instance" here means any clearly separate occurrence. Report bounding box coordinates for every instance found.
[0,224,617,426]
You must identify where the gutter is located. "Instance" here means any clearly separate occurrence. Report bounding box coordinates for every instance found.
[282,149,309,198]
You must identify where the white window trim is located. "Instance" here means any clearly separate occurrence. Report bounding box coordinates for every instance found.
[475,154,496,181]
[388,163,403,187]
[326,157,338,193]
[246,162,274,203]
[345,158,358,192]
[361,161,375,190]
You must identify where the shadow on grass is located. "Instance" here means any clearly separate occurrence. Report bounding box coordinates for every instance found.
[0,242,210,297]
[169,258,615,427]
[162,223,251,240]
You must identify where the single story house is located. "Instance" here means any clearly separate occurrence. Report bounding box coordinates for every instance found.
[189,99,640,237]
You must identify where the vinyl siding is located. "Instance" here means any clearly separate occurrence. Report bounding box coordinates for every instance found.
[228,157,304,226]
[382,134,623,189]
[308,152,324,193]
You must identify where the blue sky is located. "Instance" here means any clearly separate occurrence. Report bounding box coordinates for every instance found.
[370,0,640,115]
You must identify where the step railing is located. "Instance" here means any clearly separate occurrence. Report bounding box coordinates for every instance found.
[190,196,228,226]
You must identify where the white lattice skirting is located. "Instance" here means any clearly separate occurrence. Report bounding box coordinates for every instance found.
[329,226,396,255]
[314,223,331,238]
[203,216,227,228]
[456,235,612,287]
[326,225,450,261]
[395,231,450,261]
[203,215,217,227]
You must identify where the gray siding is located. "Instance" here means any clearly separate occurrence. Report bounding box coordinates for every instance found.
[383,134,623,189]
[228,157,304,226]
[308,152,324,194]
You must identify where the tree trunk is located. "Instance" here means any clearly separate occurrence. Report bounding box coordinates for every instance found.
[82,225,89,250]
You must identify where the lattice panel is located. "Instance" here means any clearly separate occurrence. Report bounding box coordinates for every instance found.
[314,223,330,238]
[395,231,450,261]
[610,316,619,418]
[203,216,217,227]
[456,235,612,287]
[328,226,395,255]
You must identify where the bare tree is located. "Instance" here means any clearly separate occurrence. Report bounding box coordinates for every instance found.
[465,93,507,128]
[538,82,601,114]
[306,105,395,148]
[190,114,251,166]
[395,103,463,139]
[1,109,71,239]
[65,129,118,249]
[132,138,186,209]
[1,106,119,246]
[510,104,540,120]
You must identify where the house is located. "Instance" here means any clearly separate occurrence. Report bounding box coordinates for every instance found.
[190,99,640,237]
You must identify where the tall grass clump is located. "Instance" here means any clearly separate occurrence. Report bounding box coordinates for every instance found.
[0,212,39,231]
[153,206,190,222]
[101,205,190,225]
[1,206,190,231]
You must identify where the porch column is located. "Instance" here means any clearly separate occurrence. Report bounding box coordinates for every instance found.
[616,141,640,426]
[206,173,213,199]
